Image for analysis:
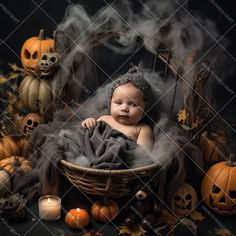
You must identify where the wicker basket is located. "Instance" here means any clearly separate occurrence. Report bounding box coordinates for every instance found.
[57,50,178,198]
[60,159,160,198]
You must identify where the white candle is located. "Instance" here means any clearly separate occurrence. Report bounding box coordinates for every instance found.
[38,195,61,222]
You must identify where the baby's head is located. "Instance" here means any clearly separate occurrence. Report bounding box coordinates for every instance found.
[107,66,151,125]
[108,66,151,111]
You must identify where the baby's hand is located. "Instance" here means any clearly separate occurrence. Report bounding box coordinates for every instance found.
[81,118,97,129]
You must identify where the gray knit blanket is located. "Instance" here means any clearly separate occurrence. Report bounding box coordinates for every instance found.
[12,119,154,200]
[58,121,154,169]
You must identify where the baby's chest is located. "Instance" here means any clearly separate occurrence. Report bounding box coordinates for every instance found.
[115,126,140,141]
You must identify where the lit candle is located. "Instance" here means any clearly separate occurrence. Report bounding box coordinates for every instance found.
[38,195,61,222]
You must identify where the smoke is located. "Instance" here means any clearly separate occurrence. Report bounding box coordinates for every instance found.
[48,0,234,198]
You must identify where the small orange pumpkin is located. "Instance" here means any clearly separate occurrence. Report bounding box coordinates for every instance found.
[19,76,53,114]
[201,156,236,215]
[91,199,119,223]
[21,29,54,75]
[0,156,32,176]
[0,136,20,160]
[65,208,89,229]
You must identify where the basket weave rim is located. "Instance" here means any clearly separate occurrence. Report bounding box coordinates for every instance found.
[60,159,160,176]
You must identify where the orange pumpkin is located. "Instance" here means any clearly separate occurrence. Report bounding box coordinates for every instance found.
[201,158,236,215]
[65,208,89,229]
[21,29,54,75]
[19,76,53,114]
[91,200,119,223]
[0,136,20,160]
[0,156,32,176]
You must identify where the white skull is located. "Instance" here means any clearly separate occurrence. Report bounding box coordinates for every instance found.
[38,52,59,77]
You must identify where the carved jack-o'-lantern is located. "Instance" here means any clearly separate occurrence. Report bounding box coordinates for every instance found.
[170,183,198,217]
[21,29,54,75]
[20,113,43,137]
[201,157,236,215]
[19,76,53,114]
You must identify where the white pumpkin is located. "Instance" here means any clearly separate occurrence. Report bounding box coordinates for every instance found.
[0,170,11,198]
[19,75,53,114]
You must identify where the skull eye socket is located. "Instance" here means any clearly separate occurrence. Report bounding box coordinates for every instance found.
[24,49,31,59]
[174,196,181,201]
[33,122,38,127]
[32,51,38,59]
[50,57,56,63]
[186,194,192,200]
[212,185,221,194]
[27,119,32,125]
[229,191,236,199]
[41,55,48,60]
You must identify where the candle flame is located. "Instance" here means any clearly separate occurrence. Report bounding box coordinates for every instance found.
[76,208,80,213]
[48,198,51,205]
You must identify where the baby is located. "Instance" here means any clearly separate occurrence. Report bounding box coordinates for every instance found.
[82,66,154,150]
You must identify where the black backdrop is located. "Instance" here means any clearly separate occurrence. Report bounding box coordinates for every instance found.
[0,1,236,235]
[1,0,236,141]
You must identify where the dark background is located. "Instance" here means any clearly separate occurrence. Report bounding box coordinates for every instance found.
[0,1,236,235]
[0,0,235,119]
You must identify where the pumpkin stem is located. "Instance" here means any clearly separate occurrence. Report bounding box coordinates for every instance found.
[226,154,235,167]
[38,29,45,40]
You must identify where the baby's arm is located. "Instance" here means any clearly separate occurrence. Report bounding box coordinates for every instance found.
[81,117,97,129]
[136,124,154,151]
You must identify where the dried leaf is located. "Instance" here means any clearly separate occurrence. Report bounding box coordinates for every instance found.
[215,228,232,236]
[0,76,7,84]
[118,225,146,236]
[9,63,25,72]
[189,210,206,221]
[158,214,178,225]
[177,109,187,123]
[8,73,19,80]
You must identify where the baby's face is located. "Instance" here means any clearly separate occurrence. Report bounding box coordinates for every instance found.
[110,83,145,125]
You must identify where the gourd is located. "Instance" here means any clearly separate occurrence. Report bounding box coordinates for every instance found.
[19,76,53,114]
